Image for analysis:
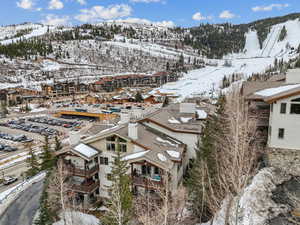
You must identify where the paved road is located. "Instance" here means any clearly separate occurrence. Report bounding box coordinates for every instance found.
[0,180,44,225]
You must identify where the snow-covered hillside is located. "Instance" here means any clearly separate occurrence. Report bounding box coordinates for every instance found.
[153,19,300,101]
[0,23,61,45]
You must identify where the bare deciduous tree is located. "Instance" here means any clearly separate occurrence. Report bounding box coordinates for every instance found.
[48,159,75,225]
[135,172,188,225]
[193,87,261,223]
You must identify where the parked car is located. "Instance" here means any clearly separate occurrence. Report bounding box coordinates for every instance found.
[3,176,18,185]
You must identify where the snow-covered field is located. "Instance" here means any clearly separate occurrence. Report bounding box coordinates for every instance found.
[153,19,300,101]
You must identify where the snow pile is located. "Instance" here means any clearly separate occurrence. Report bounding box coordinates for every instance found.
[196,110,208,119]
[166,150,180,158]
[255,84,300,97]
[156,137,177,147]
[122,150,149,161]
[157,153,167,162]
[202,168,291,225]
[53,211,100,225]
[180,117,192,123]
[168,117,181,124]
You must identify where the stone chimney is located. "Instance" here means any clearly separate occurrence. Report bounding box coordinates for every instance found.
[128,121,138,140]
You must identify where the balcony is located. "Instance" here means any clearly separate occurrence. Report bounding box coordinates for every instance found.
[65,164,99,178]
[69,180,100,194]
[248,109,270,119]
[132,175,164,190]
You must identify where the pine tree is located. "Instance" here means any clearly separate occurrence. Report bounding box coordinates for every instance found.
[187,94,226,220]
[54,136,62,152]
[162,96,169,107]
[34,173,55,225]
[25,144,40,178]
[40,136,54,171]
[102,149,133,225]
[135,92,144,103]
[166,62,170,71]
[0,101,8,116]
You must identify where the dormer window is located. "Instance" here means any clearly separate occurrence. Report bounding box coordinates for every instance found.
[106,135,127,152]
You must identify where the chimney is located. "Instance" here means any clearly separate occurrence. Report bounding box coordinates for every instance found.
[128,121,138,140]
[69,131,81,146]
[180,103,196,114]
[120,112,130,124]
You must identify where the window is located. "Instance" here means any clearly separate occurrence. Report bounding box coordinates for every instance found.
[280,103,286,114]
[270,104,273,112]
[100,157,109,165]
[142,165,151,175]
[120,143,127,152]
[106,143,115,151]
[291,97,300,102]
[106,135,127,152]
[278,128,285,139]
[154,166,159,175]
[290,104,300,114]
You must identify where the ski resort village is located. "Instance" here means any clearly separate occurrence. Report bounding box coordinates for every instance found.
[0,2,300,225]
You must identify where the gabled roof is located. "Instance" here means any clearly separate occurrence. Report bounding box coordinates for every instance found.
[123,150,174,171]
[82,122,185,168]
[140,104,204,134]
[242,81,285,100]
[253,84,300,103]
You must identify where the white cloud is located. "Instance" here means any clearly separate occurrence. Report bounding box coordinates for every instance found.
[219,10,236,19]
[75,4,132,23]
[41,14,70,26]
[192,12,212,21]
[48,0,64,10]
[16,0,34,10]
[76,0,86,5]
[130,0,164,3]
[252,3,290,12]
[111,17,175,27]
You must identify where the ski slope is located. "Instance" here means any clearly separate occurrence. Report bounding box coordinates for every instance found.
[153,19,300,102]
[0,24,58,45]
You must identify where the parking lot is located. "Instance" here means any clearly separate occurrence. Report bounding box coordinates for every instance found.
[28,116,82,130]
[0,119,60,137]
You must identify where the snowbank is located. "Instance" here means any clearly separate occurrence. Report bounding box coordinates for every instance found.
[53,211,100,225]
[202,168,291,225]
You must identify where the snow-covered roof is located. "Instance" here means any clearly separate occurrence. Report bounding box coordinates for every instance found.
[254,84,300,97]
[73,143,98,158]
[122,150,150,161]
[196,110,208,119]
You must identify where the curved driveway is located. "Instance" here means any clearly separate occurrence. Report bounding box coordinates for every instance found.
[0,180,44,225]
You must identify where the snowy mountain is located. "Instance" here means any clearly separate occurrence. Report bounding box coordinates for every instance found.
[0,14,299,95]
[153,17,300,101]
